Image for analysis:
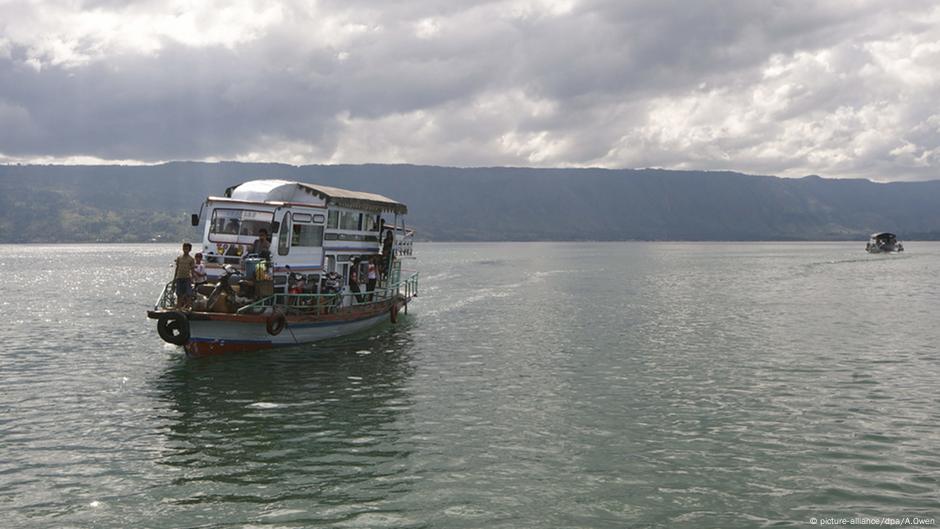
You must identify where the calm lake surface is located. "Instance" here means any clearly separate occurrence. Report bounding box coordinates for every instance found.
[1,242,939,528]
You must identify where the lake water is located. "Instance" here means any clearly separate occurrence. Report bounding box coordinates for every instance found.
[1,242,939,528]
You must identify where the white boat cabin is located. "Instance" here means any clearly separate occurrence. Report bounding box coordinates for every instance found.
[194,179,412,297]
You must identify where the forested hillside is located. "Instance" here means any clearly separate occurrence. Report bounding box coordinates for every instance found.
[2,162,939,242]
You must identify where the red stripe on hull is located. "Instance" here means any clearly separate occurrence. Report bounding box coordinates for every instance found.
[188,298,395,324]
[170,296,410,357]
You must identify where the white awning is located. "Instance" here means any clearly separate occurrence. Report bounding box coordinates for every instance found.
[224,180,407,214]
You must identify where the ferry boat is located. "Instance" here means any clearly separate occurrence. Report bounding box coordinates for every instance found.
[147,179,418,356]
[865,232,904,254]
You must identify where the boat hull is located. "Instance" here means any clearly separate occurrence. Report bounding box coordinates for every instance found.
[151,298,405,357]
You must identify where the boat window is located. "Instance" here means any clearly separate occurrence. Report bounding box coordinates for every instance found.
[324,233,379,242]
[278,213,291,256]
[324,255,335,273]
[292,213,312,223]
[327,211,339,229]
[292,224,324,247]
[339,211,359,230]
[209,208,273,241]
[313,214,326,223]
[363,214,376,231]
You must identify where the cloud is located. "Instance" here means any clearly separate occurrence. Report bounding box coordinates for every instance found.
[0,0,938,180]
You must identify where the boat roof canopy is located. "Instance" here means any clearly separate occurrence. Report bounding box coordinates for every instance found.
[871,232,897,239]
[223,180,407,214]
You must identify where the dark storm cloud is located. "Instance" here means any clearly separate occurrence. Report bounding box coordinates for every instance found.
[1,0,939,180]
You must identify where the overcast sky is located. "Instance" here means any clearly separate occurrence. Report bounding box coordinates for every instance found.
[1,0,939,181]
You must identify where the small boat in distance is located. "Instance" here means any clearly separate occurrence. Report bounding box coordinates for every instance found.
[866,232,904,253]
[147,179,418,356]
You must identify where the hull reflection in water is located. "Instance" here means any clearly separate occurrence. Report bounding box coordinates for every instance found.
[151,324,419,526]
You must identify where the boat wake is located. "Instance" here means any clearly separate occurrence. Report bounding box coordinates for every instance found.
[801,254,911,271]
[421,287,511,318]
[421,269,576,318]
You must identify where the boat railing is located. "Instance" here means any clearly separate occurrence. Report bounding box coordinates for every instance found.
[395,226,415,257]
[399,269,418,299]
[155,280,177,310]
[154,270,418,316]
[236,271,419,316]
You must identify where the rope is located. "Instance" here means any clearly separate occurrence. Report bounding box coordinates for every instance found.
[285,320,299,344]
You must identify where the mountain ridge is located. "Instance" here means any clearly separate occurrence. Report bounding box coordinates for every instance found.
[2,162,939,243]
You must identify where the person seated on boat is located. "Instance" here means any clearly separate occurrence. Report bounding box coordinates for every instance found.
[223,218,240,234]
[323,270,342,294]
[251,228,271,259]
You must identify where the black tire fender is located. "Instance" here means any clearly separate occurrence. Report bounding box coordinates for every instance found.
[157,311,190,345]
[266,310,287,336]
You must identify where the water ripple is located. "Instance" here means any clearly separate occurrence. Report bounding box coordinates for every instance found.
[3,243,940,528]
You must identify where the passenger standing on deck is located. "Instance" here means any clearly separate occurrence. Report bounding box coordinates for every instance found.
[381,230,394,279]
[174,243,196,308]
[367,258,378,301]
[192,253,207,292]
[349,258,363,303]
